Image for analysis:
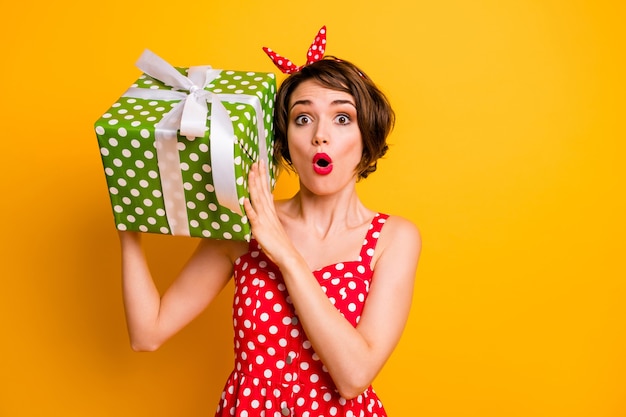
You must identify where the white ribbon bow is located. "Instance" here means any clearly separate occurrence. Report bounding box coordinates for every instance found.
[122,49,268,236]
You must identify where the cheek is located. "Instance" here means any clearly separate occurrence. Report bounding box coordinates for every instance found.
[352,146,364,167]
[342,132,364,159]
[286,137,308,163]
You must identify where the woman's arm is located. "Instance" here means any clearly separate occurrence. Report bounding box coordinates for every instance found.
[244,161,421,399]
[277,218,420,399]
[119,231,242,351]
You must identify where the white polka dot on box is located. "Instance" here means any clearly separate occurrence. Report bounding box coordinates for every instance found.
[94,49,277,241]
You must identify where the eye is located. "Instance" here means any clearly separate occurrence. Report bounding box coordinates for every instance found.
[334,114,351,125]
[294,114,312,125]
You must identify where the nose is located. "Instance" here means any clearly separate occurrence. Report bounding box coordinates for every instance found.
[312,136,328,146]
[312,121,329,146]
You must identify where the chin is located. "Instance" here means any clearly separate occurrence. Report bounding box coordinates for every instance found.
[299,176,356,197]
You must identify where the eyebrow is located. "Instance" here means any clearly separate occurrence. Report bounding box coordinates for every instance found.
[289,99,356,111]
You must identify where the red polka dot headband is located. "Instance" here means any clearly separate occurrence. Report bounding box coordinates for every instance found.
[262,26,327,74]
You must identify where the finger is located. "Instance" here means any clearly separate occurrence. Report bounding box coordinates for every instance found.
[247,164,270,219]
[257,160,275,206]
[243,197,257,222]
[258,159,271,196]
[247,162,260,196]
[249,160,273,209]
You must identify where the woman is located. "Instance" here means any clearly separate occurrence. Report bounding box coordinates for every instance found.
[119,48,421,416]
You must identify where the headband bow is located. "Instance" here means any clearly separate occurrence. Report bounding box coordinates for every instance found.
[262,26,327,74]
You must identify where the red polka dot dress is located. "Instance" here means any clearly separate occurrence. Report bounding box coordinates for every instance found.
[215,213,390,417]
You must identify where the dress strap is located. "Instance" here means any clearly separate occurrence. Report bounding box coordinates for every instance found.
[359,213,389,265]
[248,236,262,252]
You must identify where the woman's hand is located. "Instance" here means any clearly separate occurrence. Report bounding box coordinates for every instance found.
[243,160,297,266]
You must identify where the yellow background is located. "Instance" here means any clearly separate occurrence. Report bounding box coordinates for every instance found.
[1,1,624,416]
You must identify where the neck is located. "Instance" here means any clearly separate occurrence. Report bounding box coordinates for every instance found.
[287,183,371,238]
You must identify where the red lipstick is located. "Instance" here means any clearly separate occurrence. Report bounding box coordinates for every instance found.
[313,153,333,175]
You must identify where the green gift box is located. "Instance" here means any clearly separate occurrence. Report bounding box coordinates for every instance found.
[94,49,276,240]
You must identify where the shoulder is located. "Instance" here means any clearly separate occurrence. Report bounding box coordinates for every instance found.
[373,213,422,270]
[380,214,421,248]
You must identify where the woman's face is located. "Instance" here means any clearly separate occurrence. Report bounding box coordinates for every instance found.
[286,80,363,196]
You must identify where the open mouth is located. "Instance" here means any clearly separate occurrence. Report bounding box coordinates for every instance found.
[316,158,330,167]
[313,153,333,175]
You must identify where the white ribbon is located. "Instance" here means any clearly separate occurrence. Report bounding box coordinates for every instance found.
[122,49,269,236]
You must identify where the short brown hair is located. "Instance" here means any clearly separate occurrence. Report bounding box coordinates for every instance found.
[273,57,395,179]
